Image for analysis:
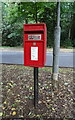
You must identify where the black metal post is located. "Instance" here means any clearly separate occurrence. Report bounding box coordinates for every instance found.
[34,67,38,108]
[34,2,38,108]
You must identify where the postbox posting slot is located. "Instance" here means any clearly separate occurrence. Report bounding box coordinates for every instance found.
[24,31,44,41]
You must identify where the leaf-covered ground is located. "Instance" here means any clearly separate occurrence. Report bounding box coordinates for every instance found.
[0,64,74,119]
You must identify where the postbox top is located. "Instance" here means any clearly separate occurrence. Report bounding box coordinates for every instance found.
[24,23,46,32]
[24,23,46,26]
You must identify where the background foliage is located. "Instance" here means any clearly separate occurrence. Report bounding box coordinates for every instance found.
[2,2,75,47]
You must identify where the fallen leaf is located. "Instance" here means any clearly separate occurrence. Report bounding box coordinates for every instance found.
[11,108,16,110]
[0,112,3,116]
[12,111,16,115]
[3,101,7,104]
[64,83,69,86]
[52,107,55,111]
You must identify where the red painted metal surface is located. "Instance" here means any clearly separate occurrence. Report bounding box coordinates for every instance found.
[24,23,47,67]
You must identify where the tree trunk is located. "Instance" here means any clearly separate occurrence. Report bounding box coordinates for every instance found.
[25,18,28,24]
[0,2,2,46]
[52,0,61,89]
[35,2,37,23]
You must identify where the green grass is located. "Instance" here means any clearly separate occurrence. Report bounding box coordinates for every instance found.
[0,46,73,49]
[16,65,33,70]
[13,65,73,73]
[15,65,52,72]
[61,46,73,49]
[0,46,14,48]
[59,67,73,73]
[0,46,23,48]
[39,67,52,72]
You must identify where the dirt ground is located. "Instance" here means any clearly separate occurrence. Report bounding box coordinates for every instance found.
[0,64,74,119]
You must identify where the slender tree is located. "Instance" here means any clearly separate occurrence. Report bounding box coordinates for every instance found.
[0,2,2,46]
[52,0,61,88]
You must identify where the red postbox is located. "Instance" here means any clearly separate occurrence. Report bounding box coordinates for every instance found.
[24,23,47,67]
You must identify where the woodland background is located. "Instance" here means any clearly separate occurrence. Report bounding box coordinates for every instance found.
[2,2,75,48]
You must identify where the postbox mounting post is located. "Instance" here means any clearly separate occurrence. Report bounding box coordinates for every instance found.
[34,67,38,108]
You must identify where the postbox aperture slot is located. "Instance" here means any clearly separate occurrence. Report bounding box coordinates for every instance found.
[28,35,41,40]
[24,33,44,41]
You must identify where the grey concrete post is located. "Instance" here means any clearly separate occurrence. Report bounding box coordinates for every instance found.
[52,26,61,80]
[52,0,61,83]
